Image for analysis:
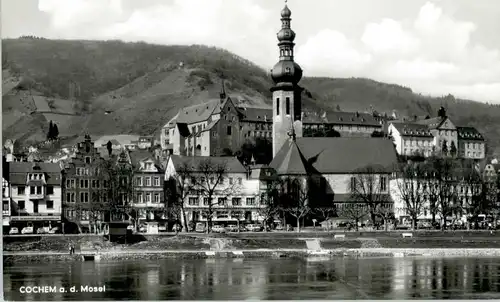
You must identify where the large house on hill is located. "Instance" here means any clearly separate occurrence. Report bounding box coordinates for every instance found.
[388,107,485,160]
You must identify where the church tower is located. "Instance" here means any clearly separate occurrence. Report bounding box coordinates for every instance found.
[271,2,304,157]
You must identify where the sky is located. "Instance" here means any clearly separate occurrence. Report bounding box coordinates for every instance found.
[2,0,500,103]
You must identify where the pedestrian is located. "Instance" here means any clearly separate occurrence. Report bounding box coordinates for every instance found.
[71,244,75,254]
[68,243,72,255]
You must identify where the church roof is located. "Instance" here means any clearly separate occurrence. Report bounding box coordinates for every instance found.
[237,107,272,123]
[175,98,230,125]
[270,137,398,174]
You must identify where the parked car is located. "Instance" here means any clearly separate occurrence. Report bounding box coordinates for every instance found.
[21,226,34,234]
[212,225,226,233]
[417,221,432,230]
[138,225,147,233]
[36,227,49,234]
[48,227,60,234]
[195,222,206,233]
[9,227,19,235]
[275,224,284,231]
[246,224,263,232]
[227,225,239,232]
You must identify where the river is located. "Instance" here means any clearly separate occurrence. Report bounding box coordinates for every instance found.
[4,257,500,300]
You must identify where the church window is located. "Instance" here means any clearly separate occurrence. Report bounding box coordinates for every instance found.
[227,126,232,135]
[285,97,290,115]
[276,98,280,115]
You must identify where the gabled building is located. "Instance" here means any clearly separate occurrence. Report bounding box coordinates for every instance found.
[129,150,166,225]
[388,107,485,159]
[8,161,63,229]
[164,155,262,226]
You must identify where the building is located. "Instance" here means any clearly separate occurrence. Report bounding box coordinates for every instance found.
[388,108,486,159]
[264,4,397,224]
[164,155,263,227]
[62,135,109,231]
[129,150,166,226]
[8,161,63,230]
[302,111,383,137]
[3,177,11,229]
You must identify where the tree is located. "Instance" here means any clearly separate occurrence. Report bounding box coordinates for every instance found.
[47,120,54,141]
[165,162,197,232]
[191,158,240,233]
[427,156,457,230]
[337,203,368,231]
[52,123,59,140]
[256,178,283,232]
[450,141,457,157]
[95,152,135,225]
[280,177,311,232]
[460,165,493,229]
[395,161,428,230]
[349,165,392,227]
[442,141,448,156]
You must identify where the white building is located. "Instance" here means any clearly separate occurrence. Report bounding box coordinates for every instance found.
[8,162,63,229]
[164,155,264,226]
[388,109,485,159]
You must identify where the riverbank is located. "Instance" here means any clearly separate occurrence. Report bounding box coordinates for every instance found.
[5,247,500,264]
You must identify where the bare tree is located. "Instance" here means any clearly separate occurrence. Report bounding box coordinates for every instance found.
[315,207,336,231]
[95,152,135,225]
[191,158,240,233]
[395,161,427,230]
[460,165,486,229]
[256,178,282,232]
[427,156,457,230]
[165,162,197,232]
[349,165,392,227]
[337,203,369,231]
[280,177,310,232]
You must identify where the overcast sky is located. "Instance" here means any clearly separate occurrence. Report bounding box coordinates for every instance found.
[2,0,500,103]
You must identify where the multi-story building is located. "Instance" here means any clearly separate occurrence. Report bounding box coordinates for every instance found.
[8,162,63,230]
[388,107,485,159]
[302,111,383,137]
[62,135,107,231]
[164,155,264,227]
[129,150,166,225]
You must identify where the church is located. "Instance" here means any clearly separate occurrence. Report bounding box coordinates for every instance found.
[166,3,398,227]
[267,4,398,210]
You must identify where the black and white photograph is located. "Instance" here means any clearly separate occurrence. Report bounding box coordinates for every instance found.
[2,0,500,300]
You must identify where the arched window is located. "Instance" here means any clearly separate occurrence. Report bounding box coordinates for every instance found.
[285,97,290,115]
[291,179,301,201]
[276,98,280,116]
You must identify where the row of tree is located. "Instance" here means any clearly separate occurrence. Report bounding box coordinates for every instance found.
[395,156,500,230]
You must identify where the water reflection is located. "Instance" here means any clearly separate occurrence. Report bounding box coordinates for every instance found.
[4,257,500,300]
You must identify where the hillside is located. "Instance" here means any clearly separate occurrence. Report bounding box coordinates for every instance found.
[3,38,500,156]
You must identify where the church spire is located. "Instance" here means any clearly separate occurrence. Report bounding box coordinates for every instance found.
[219,79,226,102]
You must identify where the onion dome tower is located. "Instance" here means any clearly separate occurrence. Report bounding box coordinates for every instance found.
[271,2,304,157]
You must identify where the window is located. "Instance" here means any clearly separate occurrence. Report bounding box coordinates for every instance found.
[218,198,227,206]
[145,163,153,170]
[350,177,357,191]
[46,200,54,209]
[85,156,91,164]
[238,178,242,185]
[136,177,143,186]
[80,192,89,203]
[380,176,387,191]
[81,210,89,220]
[18,200,25,210]
[91,180,100,189]
[232,197,241,206]
[146,193,152,202]
[227,126,232,135]
[285,97,290,115]
[36,186,42,194]
[154,194,160,203]
[145,177,151,186]
[154,177,160,187]
[3,200,9,212]
[76,168,82,176]
[17,186,25,195]
[276,98,280,115]
[66,192,75,203]
[30,186,35,195]
[229,178,234,185]
[203,198,210,206]
[188,197,198,206]
[136,193,143,203]
[246,198,255,206]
